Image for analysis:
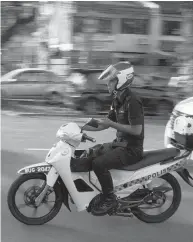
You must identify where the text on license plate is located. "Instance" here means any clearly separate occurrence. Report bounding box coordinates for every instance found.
[25,165,51,173]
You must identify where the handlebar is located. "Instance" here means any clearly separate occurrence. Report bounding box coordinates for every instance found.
[82,133,96,143]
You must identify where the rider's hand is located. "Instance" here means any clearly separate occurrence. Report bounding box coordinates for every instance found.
[97,118,113,128]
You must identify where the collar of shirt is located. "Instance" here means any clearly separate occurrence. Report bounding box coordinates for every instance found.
[113,88,131,108]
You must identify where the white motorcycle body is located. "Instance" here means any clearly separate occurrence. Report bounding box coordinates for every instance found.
[18,121,193,212]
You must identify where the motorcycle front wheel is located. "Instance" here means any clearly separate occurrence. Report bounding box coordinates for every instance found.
[131,173,181,223]
[7,173,63,225]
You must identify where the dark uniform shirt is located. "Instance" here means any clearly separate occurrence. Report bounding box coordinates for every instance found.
[107,88,144,151]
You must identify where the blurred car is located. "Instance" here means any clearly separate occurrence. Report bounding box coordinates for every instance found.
[73,74,175,116]
[164,97,193,162]
[168,75,193,101]
[1,68,75,107]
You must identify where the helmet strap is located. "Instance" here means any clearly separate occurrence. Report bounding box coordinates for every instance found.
[112,89,117,98]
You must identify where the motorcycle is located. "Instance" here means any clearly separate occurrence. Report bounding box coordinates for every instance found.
[7,117,193,225]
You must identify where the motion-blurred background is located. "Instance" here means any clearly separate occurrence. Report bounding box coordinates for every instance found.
[1,3,193,242]
[1,1,193,116]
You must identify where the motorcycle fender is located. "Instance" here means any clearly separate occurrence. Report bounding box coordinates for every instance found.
[18,162,52,174]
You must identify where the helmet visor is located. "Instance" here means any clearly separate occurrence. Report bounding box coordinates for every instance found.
[98,65,119,83]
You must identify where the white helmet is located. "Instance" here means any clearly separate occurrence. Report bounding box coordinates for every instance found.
[98,61,134,91]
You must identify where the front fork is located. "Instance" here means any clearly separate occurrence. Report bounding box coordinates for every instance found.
[35,167,59,206]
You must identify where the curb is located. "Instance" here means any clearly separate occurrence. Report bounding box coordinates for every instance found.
[1,110,168,123]
[1,111,93,124]
[2,110,85,118]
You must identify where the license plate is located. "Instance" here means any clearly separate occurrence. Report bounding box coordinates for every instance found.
[24,165,51,174]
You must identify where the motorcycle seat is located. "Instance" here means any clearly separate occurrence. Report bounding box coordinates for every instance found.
[119,148,180,171]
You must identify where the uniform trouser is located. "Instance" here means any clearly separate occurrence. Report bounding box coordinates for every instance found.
[71,142,143,196]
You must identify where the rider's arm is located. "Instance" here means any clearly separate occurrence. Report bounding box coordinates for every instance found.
[110,97,143,136]
[110,123,142,136]
[82,123,109,132]
[83,106,117,132]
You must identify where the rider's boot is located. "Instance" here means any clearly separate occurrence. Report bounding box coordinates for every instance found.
[91,192,117,216]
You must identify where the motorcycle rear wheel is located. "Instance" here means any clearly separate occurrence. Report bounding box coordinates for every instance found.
[131,174,181,223]
[7,173,63,225]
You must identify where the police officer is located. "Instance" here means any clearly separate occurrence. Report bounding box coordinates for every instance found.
[79,61,144,216]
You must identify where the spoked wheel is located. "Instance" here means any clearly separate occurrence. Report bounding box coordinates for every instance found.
[131,174,181,223]
[7,173,63,225]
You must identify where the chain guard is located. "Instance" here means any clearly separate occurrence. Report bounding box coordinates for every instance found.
[87,188,167,216]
